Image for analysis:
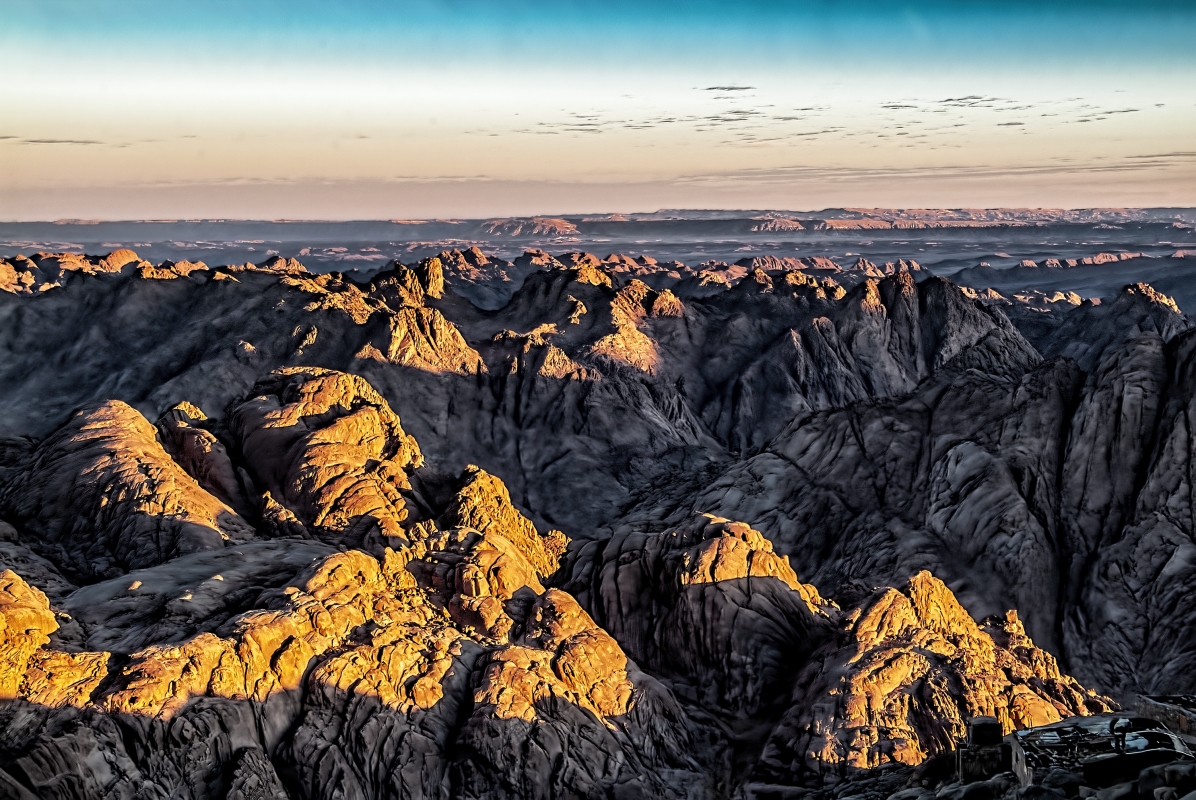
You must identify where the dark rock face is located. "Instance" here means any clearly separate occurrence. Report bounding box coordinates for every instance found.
[560,514,840,718]
[0,249,1191,798]
[1063,327,1196,695]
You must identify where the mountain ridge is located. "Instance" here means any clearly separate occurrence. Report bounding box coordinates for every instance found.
[0,246,1192,799]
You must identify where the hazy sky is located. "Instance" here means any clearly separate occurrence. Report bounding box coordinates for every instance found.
[2,0,1195,219]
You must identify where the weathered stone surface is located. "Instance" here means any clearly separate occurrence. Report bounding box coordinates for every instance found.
[230,368,423,547]
[754,573,1115,785]
[1062,325,1196,695]
[0,249,1191,798]
[440,465,568,579]
[690,323,1083,661]
[357,306,485,375]
[563,514,838,717]
[0,377,704,798]
[458,588,701,800]
[21,649,110,709]
[0,401,254,580]
[156,401,254,516]
[0,538,705,799]
[62,540,336,653]
[0,570,58,699]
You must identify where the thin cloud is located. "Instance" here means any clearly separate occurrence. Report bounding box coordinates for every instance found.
[669,152,1196,187]
[20,138,102,145]
[1126,151,1196,159]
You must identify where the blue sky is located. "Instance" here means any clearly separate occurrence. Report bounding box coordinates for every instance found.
[2,1,1194,218]
[9,1,1195,56]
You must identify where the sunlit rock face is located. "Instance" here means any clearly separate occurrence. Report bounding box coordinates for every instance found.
[0,400,255,581]
[0,248,1189,798]
[754,573,1114,783]
[0,369,702,799]
[229,367,424,547]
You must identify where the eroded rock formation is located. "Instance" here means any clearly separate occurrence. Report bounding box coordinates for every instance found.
[0,246,1188,799]
[0,401,254,580]
[754,573,1114,783]
[0,369,703,799]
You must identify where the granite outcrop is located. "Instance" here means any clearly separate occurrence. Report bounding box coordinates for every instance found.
[0,247,1190,799]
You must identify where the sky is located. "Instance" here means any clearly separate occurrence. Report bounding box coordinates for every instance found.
[1,0,1195,219]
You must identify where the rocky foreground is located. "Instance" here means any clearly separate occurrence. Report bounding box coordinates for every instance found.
[0,248,1193,799]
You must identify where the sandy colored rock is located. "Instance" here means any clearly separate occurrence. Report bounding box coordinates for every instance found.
[231,368,422,547]
[585,279,660,372]
[0,570,58,698]
[0,245,1192,797]
[755,572,1115,782]
[440,465,568,578]
[281,272,377,324]
[473,589,632,722]
[650,288,684,317]
[20,649,111,708]
[458,587,699,799]
[357,306,485,374]
[0,401,253,580]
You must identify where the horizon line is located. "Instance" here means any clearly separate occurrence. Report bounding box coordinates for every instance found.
[2,206,1194,225]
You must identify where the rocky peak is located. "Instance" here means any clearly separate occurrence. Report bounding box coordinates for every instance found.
[1039,280,1190,370]
[371,262,430,308]
[414,256,446,299]
[371,257,448,307]
[650,288,684,317]
[737,255,801,272]
[439,464,567,578]
[254,255,307,274]
[558,251,603,269]
[138,259,208,279]
[0,400,254,581]
[1123,280,1181,313]
[853,257,886,278]
[102,249,143,271]
[573,261,613,288]
[1,249,151,292]
[601,253,638,269]
[755,571,1115,783]
[512,248,564,275]
[435,246,503,274]
[229,368,423,546]
[886,258,922,273]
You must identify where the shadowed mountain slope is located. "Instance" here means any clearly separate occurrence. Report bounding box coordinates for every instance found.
[0,247,1191,799]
